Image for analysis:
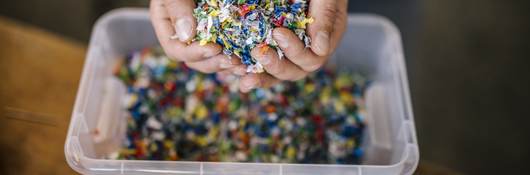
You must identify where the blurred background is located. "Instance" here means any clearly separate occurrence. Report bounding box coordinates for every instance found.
[1,0,529,174]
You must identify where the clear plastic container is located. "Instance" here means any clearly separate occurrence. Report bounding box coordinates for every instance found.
[65,8,419,175]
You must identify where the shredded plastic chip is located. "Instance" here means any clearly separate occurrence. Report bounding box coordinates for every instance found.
[191,0,313,73]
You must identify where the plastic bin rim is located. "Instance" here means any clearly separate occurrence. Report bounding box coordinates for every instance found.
[69,138,414,168]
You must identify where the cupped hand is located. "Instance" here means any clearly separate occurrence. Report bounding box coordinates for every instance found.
[150,0,242,73]
[237,0,348,93]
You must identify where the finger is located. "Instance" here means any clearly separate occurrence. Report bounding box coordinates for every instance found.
[164,0,196,42]
[308,0,338,56]
[239,73,281,93]
[151,0,221,62]
[251,46,308,81]
[178,42,222,62]
[216,65,247,79]
[273,28,326,72]
[150,0,186,56]
[329,0,348,52]
[216,70,238,84]
[185,54,241,73]
[217,69,232,81]
[217,68,245,83]
[228,65,248,76]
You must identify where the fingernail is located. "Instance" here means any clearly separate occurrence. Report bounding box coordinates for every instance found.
[274,32,289,49]
[314,31,330,55]
[175,18,192,42]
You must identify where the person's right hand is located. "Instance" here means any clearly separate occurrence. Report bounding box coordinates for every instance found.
[236,0,348,93]
[150,0,245,74]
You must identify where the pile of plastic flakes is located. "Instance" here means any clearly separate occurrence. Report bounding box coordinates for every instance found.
[191,0,313,73]
[110,47,368,164]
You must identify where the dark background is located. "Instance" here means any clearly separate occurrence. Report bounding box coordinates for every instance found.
[1,0,530,174]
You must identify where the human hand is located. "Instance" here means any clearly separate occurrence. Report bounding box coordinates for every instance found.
[237,0,348,92]
[150,0,243,73]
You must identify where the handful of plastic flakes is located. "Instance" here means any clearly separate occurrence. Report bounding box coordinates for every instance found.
[191,0,313,73]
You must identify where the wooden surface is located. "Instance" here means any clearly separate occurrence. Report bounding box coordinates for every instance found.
[0,16,85,175]
[0,16,462,175]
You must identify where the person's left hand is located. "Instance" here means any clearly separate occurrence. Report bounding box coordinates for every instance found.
[234,0,348,92]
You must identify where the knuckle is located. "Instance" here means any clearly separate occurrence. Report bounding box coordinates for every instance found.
[319,4,337,31]
[322,4,337,19]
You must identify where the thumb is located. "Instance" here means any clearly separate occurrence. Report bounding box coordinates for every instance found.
[307,0,338,56]
[164,0,197,42]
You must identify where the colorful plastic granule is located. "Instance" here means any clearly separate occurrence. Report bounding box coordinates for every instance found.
[110,47,368,164]
[189,0,313,73]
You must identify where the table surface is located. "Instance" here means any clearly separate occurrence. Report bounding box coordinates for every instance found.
[0,16,460,175]
[0,16,84,175]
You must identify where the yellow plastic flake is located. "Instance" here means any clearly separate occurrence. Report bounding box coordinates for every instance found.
[297,17,314,29]
[220,35,232,49]
[167,59,179,69]
[195,104,209,120]
[150,142,158,152]
[120,149,136,155]
[196,136,209,147]
[340,91,354,105]
[207,127,219,142]
[334,100,346,114]
[347,139,356,148]
[209,9,220,17]
[307,17,314,24]
[200,39,209,46]
[334,74,352,89]
[238,119,246,128]
[286,146,296,160]
[164,140,174,149]
[320,86,332,105]
[304,83,316,94]
[208,0,218,7]
[126,94,138,108]
[210,34,218,43]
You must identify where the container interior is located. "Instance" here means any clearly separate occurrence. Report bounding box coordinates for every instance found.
[66,9,418,175]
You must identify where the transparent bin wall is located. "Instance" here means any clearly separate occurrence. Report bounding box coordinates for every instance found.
[65,8,419,175]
